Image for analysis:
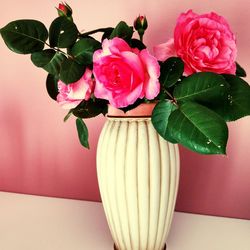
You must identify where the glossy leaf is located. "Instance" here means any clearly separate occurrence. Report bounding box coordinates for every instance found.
[73,99,108,118]
[110,21,133,41]
[236,62,246,77]
[168,102,228,154]
[49,17,78,48]
[71,38,101,65]
[160,57,184,88]
[46,74,59,100]
[0,19,48,54]
[59,59,85,84]
[31,49,66,75]
[174,72,229,103]
[76,118,89,149]
[151,100,177,143]
[210,74,250,121]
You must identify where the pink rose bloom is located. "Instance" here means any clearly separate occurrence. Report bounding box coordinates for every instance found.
[57,68,94,109]
[93,37,160,108]
[154,10,237,75]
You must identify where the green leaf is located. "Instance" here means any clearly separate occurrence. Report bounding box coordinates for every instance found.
[31,49,66,75]
[49,17,78,48]
[160,57,184,88]
[151,100,177,143]
[46,74,59,100]
[76,118,89,149]
[73,99,108,118]
[110,21,133,41]
[210,74,250,121]
[71,38,101,65]
[236,62,246,77]
[168,102,228,155]
[59,59,85,84]
[174,72,229,103]
[0,19,48,54]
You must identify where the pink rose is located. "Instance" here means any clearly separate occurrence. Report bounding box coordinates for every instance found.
[154,10,237,75]
[57,68,94,109]
[93,37,160,108]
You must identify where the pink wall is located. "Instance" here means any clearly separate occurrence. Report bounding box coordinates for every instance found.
[1,0,250,219]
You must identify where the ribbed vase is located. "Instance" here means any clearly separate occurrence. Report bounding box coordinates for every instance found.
[96,112,180,250]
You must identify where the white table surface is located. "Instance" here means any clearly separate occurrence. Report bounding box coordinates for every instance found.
[0,191,249,250]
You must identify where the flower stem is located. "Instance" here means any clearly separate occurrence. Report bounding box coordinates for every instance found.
[45,42,74,59]
[79,27,113,37]
[164,89,178,105]
[139,33,143,42]
[164,89,174,99]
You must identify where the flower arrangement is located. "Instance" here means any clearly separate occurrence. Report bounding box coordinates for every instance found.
[1,3,250,154]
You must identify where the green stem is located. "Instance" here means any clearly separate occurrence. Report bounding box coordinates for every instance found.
[139,33,143,42]
[138,29,145,42]
[164,89,178,105]
[79,27,113,37]
[45,42,74,59]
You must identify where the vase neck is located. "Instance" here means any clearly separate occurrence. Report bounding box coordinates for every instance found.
[107,103,156,118]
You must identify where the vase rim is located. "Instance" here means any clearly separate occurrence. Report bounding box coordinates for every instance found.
[107,103,156,118]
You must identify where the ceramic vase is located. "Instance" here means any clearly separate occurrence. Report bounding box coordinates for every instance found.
[96,104,180,250]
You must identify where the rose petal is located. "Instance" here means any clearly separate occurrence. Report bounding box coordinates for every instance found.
[153,38,176,62]
[93,78,110,101]
[57,68,94,109]
[111,83,143,108]
[140,49,160,99]
[120,51,144,82]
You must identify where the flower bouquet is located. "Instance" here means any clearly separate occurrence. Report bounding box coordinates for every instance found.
[1,3,250,249]
[1,3,249,155]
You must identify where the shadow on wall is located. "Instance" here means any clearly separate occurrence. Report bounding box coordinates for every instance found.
[0,100,25,190]
[176,126,250,220]
[0,96,103,201]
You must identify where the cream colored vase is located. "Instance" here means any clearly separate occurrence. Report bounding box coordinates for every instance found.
[96,105,180,250]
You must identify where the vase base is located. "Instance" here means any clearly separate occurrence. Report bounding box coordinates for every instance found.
[113,243,167,250]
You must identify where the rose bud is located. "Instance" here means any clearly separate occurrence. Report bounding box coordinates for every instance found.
[57,2,73,20]
[134,15,148,42]
[134,15,148,31]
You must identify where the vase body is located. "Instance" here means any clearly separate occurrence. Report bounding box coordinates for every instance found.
[96,112,180,250]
